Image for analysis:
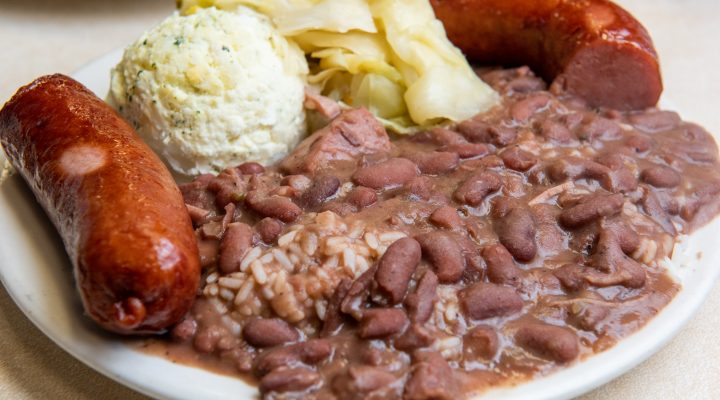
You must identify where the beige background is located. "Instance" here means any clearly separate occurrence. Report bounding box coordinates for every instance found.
[0,0,718,399]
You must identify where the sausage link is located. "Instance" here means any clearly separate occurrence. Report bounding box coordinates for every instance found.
[0,75,200,334]
[431,0,662,110]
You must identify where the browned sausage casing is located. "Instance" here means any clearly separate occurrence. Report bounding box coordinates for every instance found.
[431,0,663,110]
[0,74,200,334]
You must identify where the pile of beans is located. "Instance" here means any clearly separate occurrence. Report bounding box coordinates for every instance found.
[163,67,720,399]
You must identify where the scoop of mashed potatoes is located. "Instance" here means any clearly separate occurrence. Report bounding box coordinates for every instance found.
[108,7,308,176]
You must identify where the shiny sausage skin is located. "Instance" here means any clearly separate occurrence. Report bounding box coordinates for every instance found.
[431,0,663,110]
[0,75,200,334]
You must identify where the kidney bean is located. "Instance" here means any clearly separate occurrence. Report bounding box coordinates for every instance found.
[358,308,409,339]
[546,157,611,188]
[511,93,551,122]
[457,119,491,143]
[404,351,458,400]
[680,179,720,224]
[532,204,566,253]
[467,154,505,169]
[237,162,265,175]
[585,264,647,289]
[199,220,224,241]
[627,110,681,133]
[607,167,639,193]
[491,125,520,147]
[346,186,377,209]
[459,283,524,320]
[684,122,717,145]
[405,176,435,201]
[254,339,333,376]
[553,191,583,209]
[454,170,502,206]
[295,339,334,365]
[254,218,283,244]
[413,127,467,146]
[463,325,499,361]
[595,153,627,171]
[254,348,299,377]
[395,324,435,351]
[553,264,587,292]
[243,318,299,348]
[482,244,522,286]
[300,175,341,209]
[375,237,422,304]
[407,151,460,175]
[672,145,717,168]
[539,120,573,143]
[457,119,517,146]
[221,202,235,225]
[245,192,302,223]
[641,189,677,235]
[605,220,641,254]
[404,270,439,323]
[218,222,253,274]
[359,345,385,367]
[416,232,465,283]
[641,164,681,188]
[593,153,639,193]
[587,230,646,288]
[353,158,419,189]
[441,142,490,159]
[181,174,216,211]
[656,190,681,215]
[559,193,624,228]
[333,366,398,396]
[321,279,352,337]
[677,124,720,164]
[208,168,248,209]
[515,322,579,363]
[625,134,654,153]
[272,184,299,199]
[579,116,622,141]
[501,146,537,172]
[568,303,610,332]
[463,249,485,283]
[196,233,219,268]
[260,367,321,393]
[186,204,211,227]
[429,205,463,229]
[341,267,377,320]
[495,206,537,262]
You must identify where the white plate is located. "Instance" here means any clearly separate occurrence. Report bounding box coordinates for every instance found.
[1,49,719,400]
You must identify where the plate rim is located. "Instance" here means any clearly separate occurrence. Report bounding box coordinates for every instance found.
[0,48,719,400]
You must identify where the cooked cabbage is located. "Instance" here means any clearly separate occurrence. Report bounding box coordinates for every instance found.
[178,0,499,131]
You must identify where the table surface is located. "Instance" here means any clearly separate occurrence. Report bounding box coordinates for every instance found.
[1,0,718,399]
